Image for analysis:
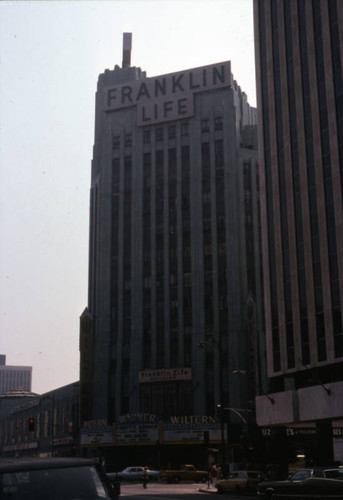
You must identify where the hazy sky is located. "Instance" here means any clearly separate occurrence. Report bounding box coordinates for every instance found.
[0,0,256,395]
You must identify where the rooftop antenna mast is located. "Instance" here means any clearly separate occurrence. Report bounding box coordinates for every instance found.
[122,32,132,67]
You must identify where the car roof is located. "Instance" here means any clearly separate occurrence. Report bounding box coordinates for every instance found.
[0,457,98,473]
[231,470,264,473]
[297,467,341,470]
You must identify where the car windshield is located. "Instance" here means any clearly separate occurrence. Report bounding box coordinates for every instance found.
[325,469,343,480]
[237,472,247,478]
[0,465,108,499]
[290,470,311,481]
[248,472,262,479]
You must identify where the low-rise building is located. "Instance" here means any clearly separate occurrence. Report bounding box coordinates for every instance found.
[0,382,79,458]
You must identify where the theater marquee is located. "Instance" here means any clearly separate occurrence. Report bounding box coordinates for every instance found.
[103,61,232,126]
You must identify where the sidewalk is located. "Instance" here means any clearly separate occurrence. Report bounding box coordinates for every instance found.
[198,482,218,493]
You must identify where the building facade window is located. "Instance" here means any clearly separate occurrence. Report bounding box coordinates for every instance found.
[201,119,209,133]
[168,125,176,139]
[124,133,132,146]
[113,136,120,150]
[143,130,151,143]
[214,116,223,130]
[181,122,189,136]
[156,128,164,141]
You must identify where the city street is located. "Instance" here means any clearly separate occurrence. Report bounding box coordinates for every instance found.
[119,481,257,500]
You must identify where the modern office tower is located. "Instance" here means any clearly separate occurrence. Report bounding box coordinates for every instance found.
[0,355,32,394]
[80,34,262,445]
[254,0,343,464]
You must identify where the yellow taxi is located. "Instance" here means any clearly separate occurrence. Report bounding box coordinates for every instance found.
[216,470,265,494]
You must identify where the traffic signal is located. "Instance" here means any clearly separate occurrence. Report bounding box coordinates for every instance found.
[71,444,77,456]
[28,418,35,432]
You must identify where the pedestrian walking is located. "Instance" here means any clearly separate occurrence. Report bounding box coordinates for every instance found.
[143,466,149,489]
[210,464,217,486]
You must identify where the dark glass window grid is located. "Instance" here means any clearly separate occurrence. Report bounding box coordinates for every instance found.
[271,0,295,369]
[122,157,132,380]
[181,146,192,364]
[111,158,120,389]
[259,0,281,371]
[328,0,343,200]
[298,0,327,361]
[168,148,178,365]
[142,153,151,369]
[155,150,165,366]
[244,162,256,295]
[313,0,343,353]
[201,142,214,334]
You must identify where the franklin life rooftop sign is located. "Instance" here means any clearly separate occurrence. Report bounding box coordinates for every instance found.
[103,61,232,126]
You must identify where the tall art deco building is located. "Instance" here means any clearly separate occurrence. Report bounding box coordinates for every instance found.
[79,35,263,459]
[254,0,343,463]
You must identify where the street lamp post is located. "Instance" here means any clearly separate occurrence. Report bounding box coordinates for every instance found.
[217,406,251,425]
[217,405,253,467]
[216,404,226,467]
[198,336,226,466]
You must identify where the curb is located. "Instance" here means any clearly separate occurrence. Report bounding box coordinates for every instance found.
[198,486,217,493]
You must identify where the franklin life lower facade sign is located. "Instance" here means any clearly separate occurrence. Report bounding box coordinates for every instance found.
[139,367,192,383]
[103,61,232,126]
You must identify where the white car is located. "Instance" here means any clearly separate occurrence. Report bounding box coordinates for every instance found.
[107,466,160,482]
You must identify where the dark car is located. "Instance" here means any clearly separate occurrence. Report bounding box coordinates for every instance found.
[0,457,120,499]
[257,467,343,499]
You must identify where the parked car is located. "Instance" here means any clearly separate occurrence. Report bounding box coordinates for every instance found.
[216,470,265,494]
[107,466,160,482]
[257,467,343,499]
[0,457,120,499]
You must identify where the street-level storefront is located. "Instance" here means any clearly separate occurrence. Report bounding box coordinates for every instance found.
[255,381,343,472]
[259,423,343,474]
[80,413,343,475]
[80,414,225,471]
